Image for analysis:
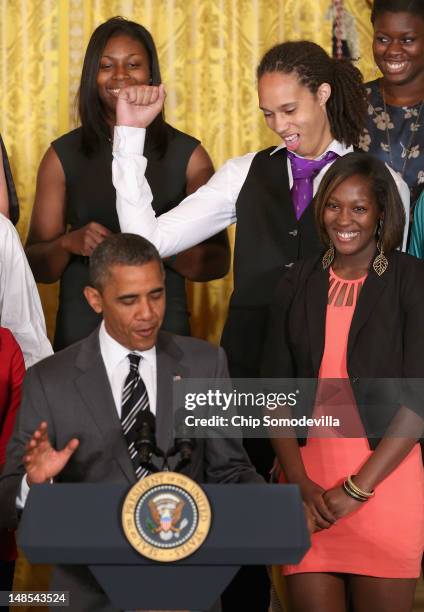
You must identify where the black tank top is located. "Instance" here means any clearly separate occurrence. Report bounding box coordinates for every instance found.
[52,124,199,350]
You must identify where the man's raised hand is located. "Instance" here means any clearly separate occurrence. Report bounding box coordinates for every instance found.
[115,84,165,128]
[24,421,79,486]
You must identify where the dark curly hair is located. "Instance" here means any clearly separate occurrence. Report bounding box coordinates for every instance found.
[257,41,368,148]
[314,152,405,254]
[371,0,424,23]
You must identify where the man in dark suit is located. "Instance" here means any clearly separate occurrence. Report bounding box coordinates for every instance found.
[0,233,262,611]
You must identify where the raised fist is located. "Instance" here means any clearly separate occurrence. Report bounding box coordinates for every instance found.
[115,84,166,128]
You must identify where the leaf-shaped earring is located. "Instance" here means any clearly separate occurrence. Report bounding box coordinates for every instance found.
[373,245,388,276]
[373,219,388,276]
[322,242,335,270]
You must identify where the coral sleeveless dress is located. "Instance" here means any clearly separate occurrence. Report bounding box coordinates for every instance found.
[282,268,424,578]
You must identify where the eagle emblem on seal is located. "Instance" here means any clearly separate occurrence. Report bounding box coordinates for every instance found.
[147,493,189,541]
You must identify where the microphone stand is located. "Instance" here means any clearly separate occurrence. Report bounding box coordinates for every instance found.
[166,408,196,472]
[134,418,165,473]
[166,437,196,473]
[134,411,196,473]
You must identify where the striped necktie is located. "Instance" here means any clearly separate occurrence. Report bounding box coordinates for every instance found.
[121,353,150,480]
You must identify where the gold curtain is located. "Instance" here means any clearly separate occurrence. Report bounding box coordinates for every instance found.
[0,0,337,346]
[0,0,375,602]
[0,0,375,344]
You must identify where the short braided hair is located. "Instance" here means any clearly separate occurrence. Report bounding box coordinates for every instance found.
[257,41,367,148]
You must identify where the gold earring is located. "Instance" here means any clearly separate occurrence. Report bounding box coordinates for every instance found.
[373,221,388,276]
[373,243,388,276]
[322,242,335,270]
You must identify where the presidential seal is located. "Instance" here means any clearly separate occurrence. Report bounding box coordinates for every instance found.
[122,472,211,562]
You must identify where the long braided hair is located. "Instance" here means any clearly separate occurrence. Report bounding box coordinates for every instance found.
[257,41,367,148]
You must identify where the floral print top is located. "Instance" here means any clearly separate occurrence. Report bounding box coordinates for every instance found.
[360,79,424,200]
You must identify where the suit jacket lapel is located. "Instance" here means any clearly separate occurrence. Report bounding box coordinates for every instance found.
[155,332,189,467]
[74,330,135,482]
[306,265,329,375]
[347,268,387,361]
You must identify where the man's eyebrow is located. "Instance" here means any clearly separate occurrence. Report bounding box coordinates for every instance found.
[116,286,164,299]
[149,286,165,294]
[117,293,139,300]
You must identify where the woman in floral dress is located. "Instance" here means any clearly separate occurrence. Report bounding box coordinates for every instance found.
[360,0,424,203]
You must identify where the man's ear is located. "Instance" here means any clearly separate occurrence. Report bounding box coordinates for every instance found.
[317,82,331,107]
[83,286,103,314]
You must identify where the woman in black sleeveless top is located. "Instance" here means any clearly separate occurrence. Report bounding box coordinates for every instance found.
[25,17,229,350]
[0,134,19,224]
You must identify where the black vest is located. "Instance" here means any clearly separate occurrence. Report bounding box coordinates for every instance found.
[221,147,322,377]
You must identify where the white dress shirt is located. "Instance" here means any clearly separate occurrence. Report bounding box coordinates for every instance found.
[113,126,410,254]
[17,322,157,508]
[0,213,52,367]
[98,321,157,416]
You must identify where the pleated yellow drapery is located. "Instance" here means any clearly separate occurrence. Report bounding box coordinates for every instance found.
[0,0,376,344]
[0,0,376,605]
[1,0,335,346]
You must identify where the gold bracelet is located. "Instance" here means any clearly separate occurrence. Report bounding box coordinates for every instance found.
[347,475,374,498]
[342,480,367,502]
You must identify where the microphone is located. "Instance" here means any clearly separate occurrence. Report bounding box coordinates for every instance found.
[174,437,196,465]
[134,411,164,470]
[168,409,196,471]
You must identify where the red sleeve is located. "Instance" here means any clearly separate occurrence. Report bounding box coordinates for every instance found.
[0,329,25,467]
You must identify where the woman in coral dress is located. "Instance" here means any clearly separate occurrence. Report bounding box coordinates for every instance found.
[263,152,424,612]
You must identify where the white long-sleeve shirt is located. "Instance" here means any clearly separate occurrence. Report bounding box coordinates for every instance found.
[0,214,52,367]
[113,126,410,254]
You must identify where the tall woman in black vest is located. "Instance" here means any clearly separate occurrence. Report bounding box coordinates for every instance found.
[113,42,410,445]
[25,17,229,350]
[114,41,409,388]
